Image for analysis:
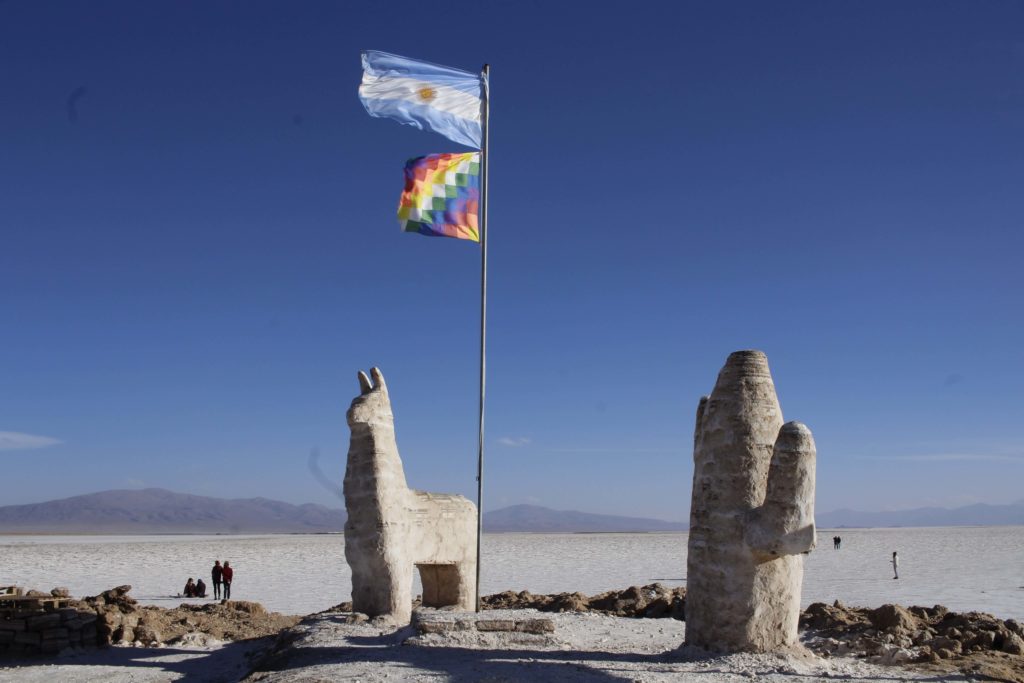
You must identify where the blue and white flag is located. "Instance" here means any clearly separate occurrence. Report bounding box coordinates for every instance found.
[359,50,483,149]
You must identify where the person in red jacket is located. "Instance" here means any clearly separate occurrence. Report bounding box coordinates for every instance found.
[222,561,234,600]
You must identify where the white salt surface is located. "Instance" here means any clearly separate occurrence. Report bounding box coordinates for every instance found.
[1,527,1021,619]
[0,640,261,683]
[238,610,967,683]
[0,612,970,683]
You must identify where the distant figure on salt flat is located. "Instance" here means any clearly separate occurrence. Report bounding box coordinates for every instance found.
[195,578,207,598]
[891,551,899,579]
[212,560,224,599]
[837,536,841,549]
[183,577,196,597]
[222,560,234,599]
[833,535,841,549]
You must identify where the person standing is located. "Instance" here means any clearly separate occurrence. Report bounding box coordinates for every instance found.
[891,551,899,579]
[222,560,234,600]
[212,560,223,599]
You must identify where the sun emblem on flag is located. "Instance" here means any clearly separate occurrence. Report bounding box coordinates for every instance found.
[417,87,436,102]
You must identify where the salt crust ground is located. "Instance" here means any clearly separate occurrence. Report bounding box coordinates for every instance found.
[0,635,263,683]
[0,610,974,682]
[245,609,972,683]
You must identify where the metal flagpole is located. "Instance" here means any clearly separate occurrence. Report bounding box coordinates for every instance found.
[475,63,490,612]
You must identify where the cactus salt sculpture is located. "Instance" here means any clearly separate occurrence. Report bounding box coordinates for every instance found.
[343,368,477,625]
[685,350,816,652]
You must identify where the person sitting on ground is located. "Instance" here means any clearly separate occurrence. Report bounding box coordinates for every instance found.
[195,578,207,598]
[183,577,196,597]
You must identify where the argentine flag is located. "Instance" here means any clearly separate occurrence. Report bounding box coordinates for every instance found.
[359,50,483,149]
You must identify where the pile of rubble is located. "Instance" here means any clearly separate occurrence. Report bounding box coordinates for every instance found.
[0,585,299,658]
[480,583,687,619]
[320,584,687,621]
[75,585,299,648]
[802,600,1024,681]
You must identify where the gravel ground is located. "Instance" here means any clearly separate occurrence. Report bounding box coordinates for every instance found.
[243,609,973,682]
[0,607,995,682]
[0,636,267,683]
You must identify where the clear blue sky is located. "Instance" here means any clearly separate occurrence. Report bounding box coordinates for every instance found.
[2,1,1022,520]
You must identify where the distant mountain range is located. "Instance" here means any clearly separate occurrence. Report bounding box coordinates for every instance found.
[816,500,1024,528]
[0,489,1021,534]
[0,489,345,534]
[484,504,687,533]
[0,490,686,534]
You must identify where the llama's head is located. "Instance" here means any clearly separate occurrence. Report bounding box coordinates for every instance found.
[347,367,393,427]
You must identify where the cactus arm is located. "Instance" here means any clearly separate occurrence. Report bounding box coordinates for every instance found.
[744,421,817,559]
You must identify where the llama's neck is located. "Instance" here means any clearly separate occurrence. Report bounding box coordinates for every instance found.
[344,419,409,509]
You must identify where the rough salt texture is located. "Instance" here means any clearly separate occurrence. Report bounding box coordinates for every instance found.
[686,350,817,653]
[243,609,966,683]
[343,368,477,625]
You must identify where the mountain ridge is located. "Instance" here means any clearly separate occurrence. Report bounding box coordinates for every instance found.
[483,504,687,532]
[0,488,345,534]
[0,489,689,534]
[1,489,1022,534]
[816,499,1024,528]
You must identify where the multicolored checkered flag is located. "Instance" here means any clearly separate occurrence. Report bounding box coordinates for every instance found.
[397,152,480,242]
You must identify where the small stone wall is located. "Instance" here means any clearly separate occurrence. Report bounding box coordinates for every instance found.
[0,585,142,657]
[405,609,558,649]
[414,613,555,635]
[0,604,100,657]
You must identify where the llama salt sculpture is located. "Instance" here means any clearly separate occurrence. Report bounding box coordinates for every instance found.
[685,350,816,652]
[343,367,477,625]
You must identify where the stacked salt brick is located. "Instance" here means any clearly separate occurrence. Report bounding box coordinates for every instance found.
[0,590,100,657]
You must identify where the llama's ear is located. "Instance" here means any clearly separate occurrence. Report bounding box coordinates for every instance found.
[358,370,373,394]
[370,367,387,393]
